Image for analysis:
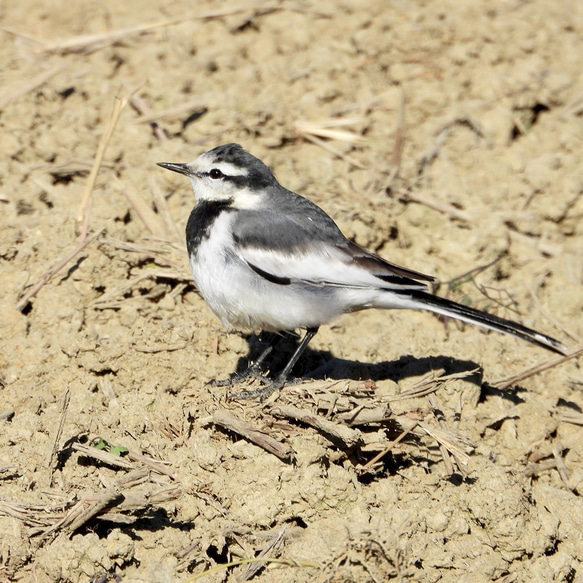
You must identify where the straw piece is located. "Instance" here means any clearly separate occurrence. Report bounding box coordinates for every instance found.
[212,409,295,462]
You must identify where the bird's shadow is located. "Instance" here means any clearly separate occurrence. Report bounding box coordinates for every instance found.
[232,332,526,404]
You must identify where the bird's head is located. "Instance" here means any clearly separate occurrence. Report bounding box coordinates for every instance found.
[158,143,277,208]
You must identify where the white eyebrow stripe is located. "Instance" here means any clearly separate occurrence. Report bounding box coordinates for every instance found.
[192,157,249,177]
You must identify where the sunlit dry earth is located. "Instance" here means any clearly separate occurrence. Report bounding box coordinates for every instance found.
[1,1,582,581]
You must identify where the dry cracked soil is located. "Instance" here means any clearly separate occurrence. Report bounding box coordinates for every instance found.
[1,1,583,582]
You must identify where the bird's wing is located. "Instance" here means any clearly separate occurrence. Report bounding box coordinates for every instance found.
[231,210,435,291]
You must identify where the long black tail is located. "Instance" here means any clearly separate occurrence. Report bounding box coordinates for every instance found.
[407,290,566,354]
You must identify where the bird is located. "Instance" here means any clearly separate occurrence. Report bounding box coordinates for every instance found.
[158,143,565,398]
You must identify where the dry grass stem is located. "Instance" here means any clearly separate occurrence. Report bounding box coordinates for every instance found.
[48,388,70,488]
[64,488,124,534]
[235,526,286,582]
[212,409,295,462]
[294,117,367,143]
[37,488,124,542]
[72,443,135,470]
[126,451,176,479]
[77,93,134,238]
[524,458,558,477]
[126,85,168,140]
[557,410,583,426]
[419,423,472,475]
[388,368,479,402]
[33,473,182,542]
[0,64,66,111]
[91,272,187,309]
[336,404,392,426]
[118,179,166,236]
[295,117,366,168]
[138,97,208,124]
[271,404,363,449]
[362,423,417,470]
[386,87,405,185]
[560,85,583,118]
[552,442,571,491]
[529,284,580,343]
[149,176,183,243]
[16,228,104,312]
[399,190,473,222]
[102,236,187,264]
[301,133,365,168]
[37,6,268,55]
[188,556,315,582]
[0,410,15,421]
[492,342,583,390]
[0,500,60,528]
[428,392,469,475]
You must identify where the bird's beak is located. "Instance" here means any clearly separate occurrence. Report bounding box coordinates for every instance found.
[157,162,192,176]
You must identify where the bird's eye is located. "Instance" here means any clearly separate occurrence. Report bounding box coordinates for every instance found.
[209,168,224,179]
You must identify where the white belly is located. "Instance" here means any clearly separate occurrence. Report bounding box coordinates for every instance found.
[189,213,375,332]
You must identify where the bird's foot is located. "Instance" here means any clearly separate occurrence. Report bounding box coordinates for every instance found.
[229,376,287,402]
[206,366,266,388]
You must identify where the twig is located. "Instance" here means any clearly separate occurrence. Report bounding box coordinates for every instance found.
[39,488,125,541]
[492,342,583,390]
[126,450,176,479]
[0,64,66,111]
[301,134,365,169]
[125,84,168,140]
[137,97,208,124]
[16,229,104,312]
[48,388,70,487]
[189,556,316,582]
[71,443,135,470]
[552,442,571,491]
[387,368,479,402]
[212,409,295,462]
[66,489,124,534]
[362,422,417,470]
[91,267,191,309]
[398,190,473,222]
[428,394,453,475]
[149,176,183,243]
[294,118,367,143]
[270,404,362,449]
[529,284,580,343]
[98,377,118,406]
[560,85,583,118]
[418,116,484,176]
[236,526,286,582]
[557,409,583,427]
[335,404,392,426]
[77,92,134,239]
[134,341,189,353]
[117,178,165,236]
[386,87,405,186]
[419,423,472,475]
[37,7,266,55]
[444,254,506,297]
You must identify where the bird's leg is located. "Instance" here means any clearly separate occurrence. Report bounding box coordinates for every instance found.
[231,327,319,400]
[274,327,319,386]
[208,333,283,387]
[249,334,280,371]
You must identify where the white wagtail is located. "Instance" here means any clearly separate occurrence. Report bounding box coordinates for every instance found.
[158,143,565,398]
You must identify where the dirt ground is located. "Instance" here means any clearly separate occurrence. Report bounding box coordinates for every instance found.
[1,0,582,581]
